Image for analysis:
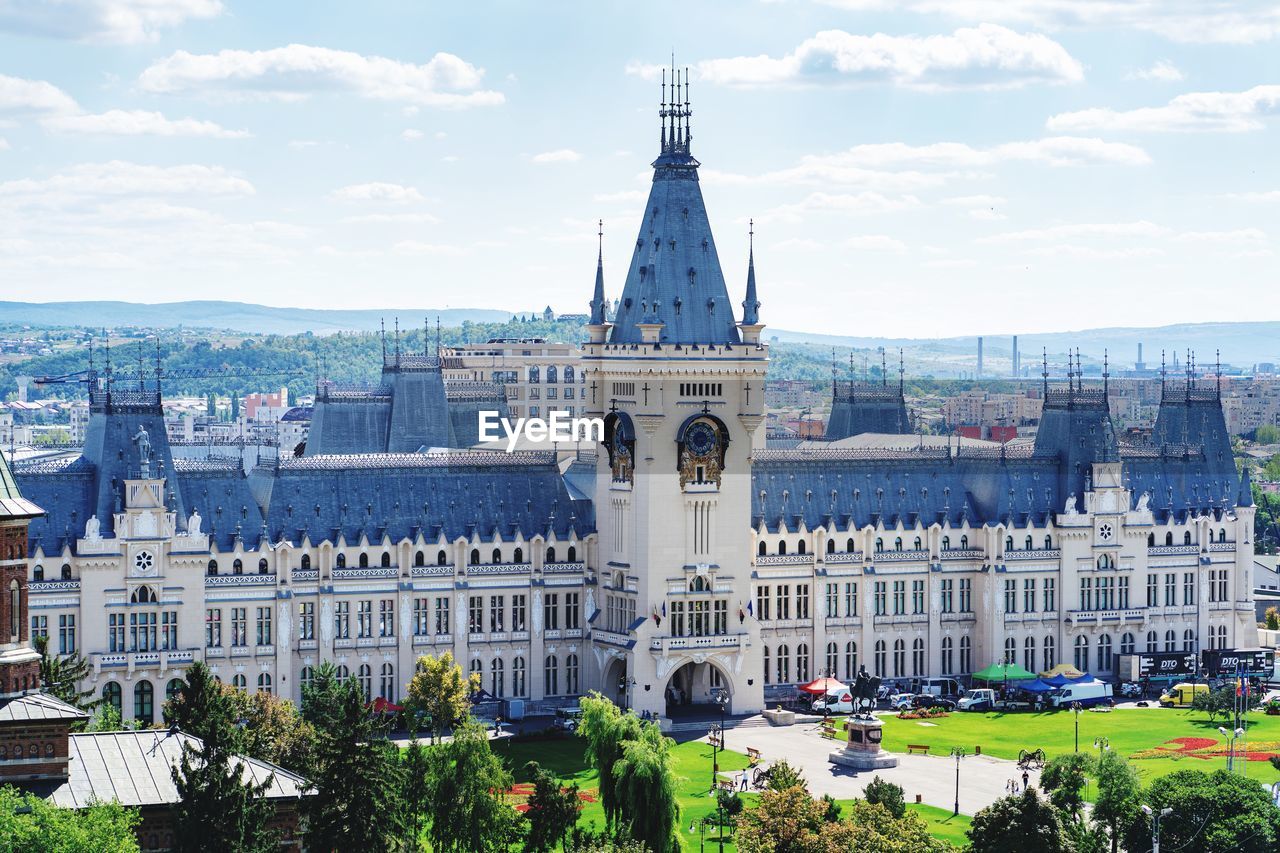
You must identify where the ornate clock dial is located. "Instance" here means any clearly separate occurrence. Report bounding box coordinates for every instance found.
[686,422,717,456]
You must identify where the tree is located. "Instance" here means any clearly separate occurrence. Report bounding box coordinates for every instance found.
[523,761,582,852]
[736,784,824,853]
[405,651,478,742]
[304,676,405,852]
[299,660,347,738]
[1091,750,1140,853]
[1256,424,1280,444]
[863,775,906,818]
[737,787,952,853]
[1040,753,1090,818]
[1122,769,1280,853]
[719,788,746,819]
[0,785,140,852]
[1191,686,1240,721]
[33,634,97,712]
[826,800,954,852]
[611,722,680,853]
[169,664,279,853]
[577,693,643,830]
[766,758,808,793]
[1267,607,1280,631]
[237,690,318,776]
[968,789,1071,853]
[400,737,431,850]
[422,719,522,853]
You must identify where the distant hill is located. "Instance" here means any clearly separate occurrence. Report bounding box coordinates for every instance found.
[769,321,1280,368]
[0,300,513,336]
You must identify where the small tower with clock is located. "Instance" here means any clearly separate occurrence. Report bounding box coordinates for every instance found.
[583,68,767,717]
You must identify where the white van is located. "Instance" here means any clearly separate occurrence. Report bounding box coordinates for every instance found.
[1048,680,1113,708]
[812,688,855,714]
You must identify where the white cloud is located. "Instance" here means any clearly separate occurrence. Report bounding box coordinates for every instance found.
[942,194,1007,206]
[341,212,441,225]
[139,44,505,108]
[1129,60,1184,82]
[41,109,249,138]
[331,182,424,203]
[531,148,582,164]
[0,161,253,199]
[0,0,223,44]
[1178,227,1268,244]
[670,25,1083,90]
[0,137,7,150]
[593,189,646,203]
[923,258,978,269]
[795,137,1150,170]
[1224,189,1280,202]
[842,234,908,252]
[401,128,424,140]
[393,240,468,255]
[0,73,79,114]
[1024,244,1164,259]
[980,220,1169,242]
[1047,85,1280,132]
[756,191,921,223]
[822,1,1280,45]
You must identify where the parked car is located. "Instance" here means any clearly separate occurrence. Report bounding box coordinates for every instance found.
[911,694,956,711]
[958,688,998,711]
[889,693,916,711]
[812,689,855,714]
[552,706,583,732]
[1118,682,1143,698]
[1158,682,1208,707]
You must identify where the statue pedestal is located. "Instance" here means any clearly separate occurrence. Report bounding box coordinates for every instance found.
[828,715,898,770]
[763,708,795,726]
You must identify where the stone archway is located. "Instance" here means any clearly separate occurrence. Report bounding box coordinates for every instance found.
[662,659,732,718]
[603,657,629,708]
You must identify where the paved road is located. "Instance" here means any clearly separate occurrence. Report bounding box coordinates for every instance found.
[710,719,1039,816]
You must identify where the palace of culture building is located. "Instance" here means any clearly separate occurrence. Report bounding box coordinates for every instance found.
[13,78,1257,722]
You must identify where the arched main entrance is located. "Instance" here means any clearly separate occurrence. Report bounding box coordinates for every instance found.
[603,657,630,708]
[663,660,731,719]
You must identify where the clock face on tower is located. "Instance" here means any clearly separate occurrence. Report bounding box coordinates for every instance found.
[686,422,717,457]
[679,418,725,489]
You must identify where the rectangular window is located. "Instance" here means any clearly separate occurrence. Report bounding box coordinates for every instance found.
[109,613,125,652]
[30,614,47,641]
[1183,572,1195,605]
[1004,579,1017,613]
[1023,578,1037,613]
[1164,573,1176,607]
[713,600,727,635]
[940,579,954,614]
[959,579,973,613]
[357,600,373,638]
[1044,578,1056,612]
[545,593,559,631]
[1080,577,1093,611]
[912,580,925,615]
[334,602,349,640]
[1146,573,1158,607]
[489,595,505,633]
[1119,576,1130,609]
[434,596,450,635]
[565,592,580,630]
[776,585,790,620]
[58,614,76,654]
[469,596,484,635]
[756,585,771,621]
[130,611,157,651]
[300,602,315,640]
[205,609,221,648]
[825,583,838,618]
[413,599,428,636]
[160,611,176,651]
[512,594,527,632]
[796,585,809,620]
[892,581,905,615]
[380,599,395,637]
[844,582,858,617]
[256,607,272,646]
[873,582,887,616]
[670,600,686,637]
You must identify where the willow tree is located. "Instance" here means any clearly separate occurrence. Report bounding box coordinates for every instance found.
[611,723,680,853]
[577,693,642,830]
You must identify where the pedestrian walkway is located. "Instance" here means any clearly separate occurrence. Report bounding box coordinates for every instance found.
[706,718,1040,816]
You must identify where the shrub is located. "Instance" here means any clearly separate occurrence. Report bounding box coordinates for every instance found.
[863,776,906,819]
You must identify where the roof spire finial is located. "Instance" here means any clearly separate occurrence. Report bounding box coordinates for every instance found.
[1103,347,1109,396]
[394,317,401,365]
[899,348,905,396]
[741,219,760,325]
[590,219,608,325]
[380,318,387,361]
[1216,348,1222,397]
[881,347,887,388]
[1041,347,1048,397]
[424,316,429,357]
[154,336,163,396]
[659,66,667,152]
[435,315,441,358]
[137,340,144,392]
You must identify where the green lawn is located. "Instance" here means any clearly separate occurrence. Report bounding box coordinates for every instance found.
[907,803,973,848]
[876,707,1280,786]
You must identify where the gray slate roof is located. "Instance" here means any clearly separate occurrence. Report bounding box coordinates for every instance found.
[0,692,89,723]
[41,730,307,809]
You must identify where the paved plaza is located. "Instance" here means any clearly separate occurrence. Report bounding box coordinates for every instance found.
[708,718,1041,816]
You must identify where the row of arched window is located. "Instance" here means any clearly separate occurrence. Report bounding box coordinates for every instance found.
[204,544,579,576]
[527,366,575,384]
[30,564,73,581]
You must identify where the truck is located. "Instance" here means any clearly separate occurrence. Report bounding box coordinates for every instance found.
[909,677,962,700]
[956,688,1030,712]
[1116,651,1196,683]
[1158,683,1209,707]
[1048,680,1113,708]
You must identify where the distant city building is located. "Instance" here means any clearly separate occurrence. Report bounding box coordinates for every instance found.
[441,338,584,421]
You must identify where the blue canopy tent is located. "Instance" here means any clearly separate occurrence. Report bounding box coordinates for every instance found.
[1019,678,1056,693]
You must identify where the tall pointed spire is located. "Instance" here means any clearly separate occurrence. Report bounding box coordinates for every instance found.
[741,219,760,325]
[1041,347,1048,397]
[590,219,608,325]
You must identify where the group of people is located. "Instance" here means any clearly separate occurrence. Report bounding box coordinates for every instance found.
[1005,770,1032,795]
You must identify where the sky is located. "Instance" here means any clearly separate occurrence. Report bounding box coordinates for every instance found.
[0,0,1277,338]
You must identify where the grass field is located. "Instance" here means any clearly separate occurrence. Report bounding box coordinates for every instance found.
[877,707,1280,785]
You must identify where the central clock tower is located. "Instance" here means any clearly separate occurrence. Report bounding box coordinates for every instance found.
[583,69,767,717]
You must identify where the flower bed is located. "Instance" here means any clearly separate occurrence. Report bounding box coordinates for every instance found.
[1132,736,1280,762]
[502,783,598,813]
[899,707,950,720]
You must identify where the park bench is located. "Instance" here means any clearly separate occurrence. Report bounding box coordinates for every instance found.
[746,747,763,765]
[716,779,736,792]
[708,731,723,748]
[819,721,838,739]
[906,744,930,755]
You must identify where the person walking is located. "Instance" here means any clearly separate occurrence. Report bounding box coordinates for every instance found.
[1022,769,1030,790]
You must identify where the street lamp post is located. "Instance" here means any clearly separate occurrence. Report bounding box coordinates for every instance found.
[1218,725,1245,773]
[950,746,967,816]
[1142,805,1173,853]
[619,675,636,710]
[1073,702,1082,752]
[1091,736,1110,801]
[688,818,706,853]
